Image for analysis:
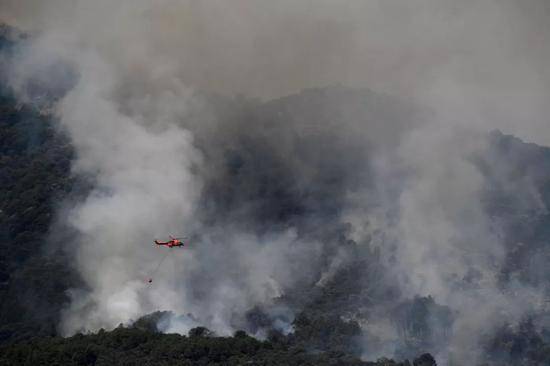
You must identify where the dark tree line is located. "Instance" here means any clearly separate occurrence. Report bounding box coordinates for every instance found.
[0,322,436,366]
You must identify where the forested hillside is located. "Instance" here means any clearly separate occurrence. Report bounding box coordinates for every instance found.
[0,94,77,344]
[0,320,439,366]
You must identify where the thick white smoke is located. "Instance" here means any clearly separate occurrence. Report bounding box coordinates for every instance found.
[49,43,203,334]
[378,123,546,364]
[7,34,325,338]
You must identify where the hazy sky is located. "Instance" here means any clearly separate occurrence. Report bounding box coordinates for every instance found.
[3,0,549,144]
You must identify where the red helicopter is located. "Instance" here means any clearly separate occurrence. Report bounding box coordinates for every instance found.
[148,235,188,283]
[154,235,186,248]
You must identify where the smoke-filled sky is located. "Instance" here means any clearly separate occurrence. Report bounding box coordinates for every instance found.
[2,0,550,144]
[2,1,550,365]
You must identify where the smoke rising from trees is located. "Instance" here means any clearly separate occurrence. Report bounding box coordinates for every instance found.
[2,1,550,364]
